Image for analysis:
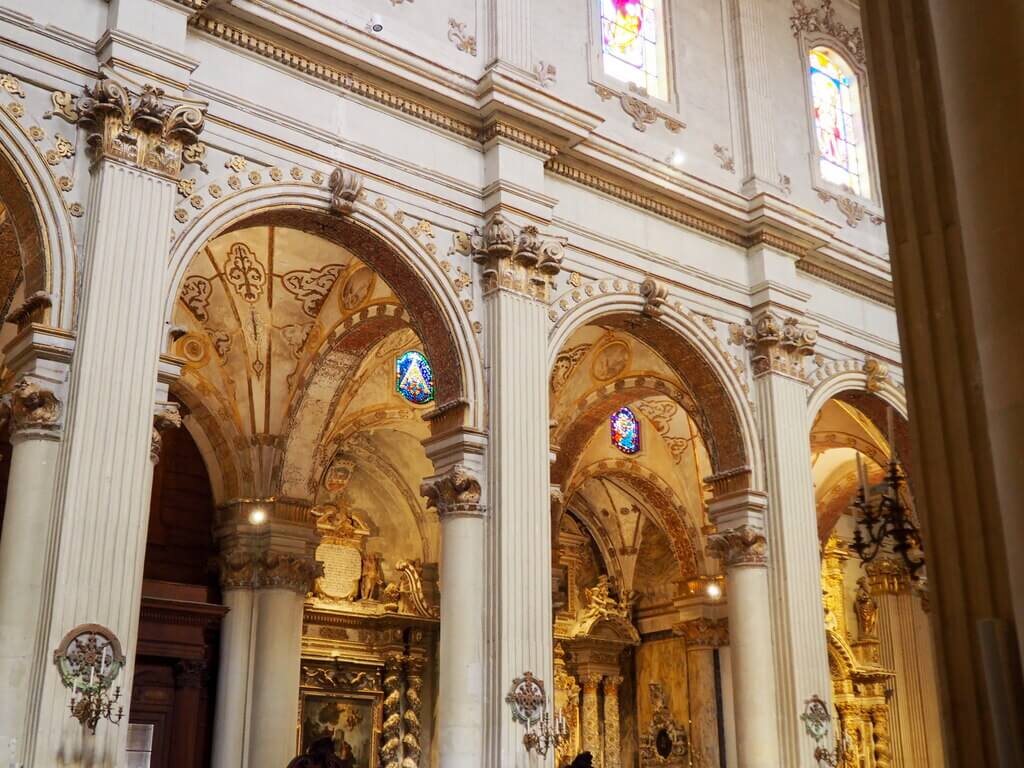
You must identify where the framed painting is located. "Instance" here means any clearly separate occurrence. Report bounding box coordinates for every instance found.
[298,689,381,768]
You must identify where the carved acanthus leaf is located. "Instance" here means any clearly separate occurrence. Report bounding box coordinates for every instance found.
[470,214,563,300]
[420,464,483,517]
[707,525,768,568]
[733,310,817,379]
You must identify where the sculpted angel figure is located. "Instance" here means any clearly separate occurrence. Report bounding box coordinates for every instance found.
[855,577,878,639]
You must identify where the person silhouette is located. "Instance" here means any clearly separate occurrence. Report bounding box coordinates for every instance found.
[569,752,594,768]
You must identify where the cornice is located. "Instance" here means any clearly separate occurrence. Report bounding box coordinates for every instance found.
[797,256,895,306]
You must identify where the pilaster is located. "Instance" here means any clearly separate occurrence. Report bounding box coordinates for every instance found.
[676,618,728,768]
[603,676,622,768]
[485,0,532,71]
[24,75,206,767]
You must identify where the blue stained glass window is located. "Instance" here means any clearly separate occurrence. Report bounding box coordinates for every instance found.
[396,350,434,404]
[611,407,641,454]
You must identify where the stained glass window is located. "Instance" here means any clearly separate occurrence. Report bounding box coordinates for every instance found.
[809,47,870,198]
[611,407,641,455]
[600,0,668,101]
[396,350,434,405]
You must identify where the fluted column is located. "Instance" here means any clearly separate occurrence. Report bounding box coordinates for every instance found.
[707,489,780,768]
[603,676,622,768]
[23,77,206,766]
[738,310,830,767]
[677,619,728,768]
[421,457,486,768]
[0,326,71,764]
[248,544,321,768]
[475,215,562,767]
[579,673,602,766]
[867,560,946,767]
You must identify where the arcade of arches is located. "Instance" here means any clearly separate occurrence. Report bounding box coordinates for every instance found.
[0,1,1020,767]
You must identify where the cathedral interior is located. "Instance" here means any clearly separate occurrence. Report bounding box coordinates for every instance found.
[0,0,1020,767]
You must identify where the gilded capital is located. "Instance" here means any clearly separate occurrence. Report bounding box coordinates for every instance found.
[675,617,729,649]
[865,557,911,596]
[707,525,768,568]
[217,546,258,590]
[420,464,484,518]
[579,672,603,693]
[257,551,324,594]
[472,214,563,301]
[603,675,624,696]
[732,310,816,379]
[61,73,206,178]
[3,379,62,439]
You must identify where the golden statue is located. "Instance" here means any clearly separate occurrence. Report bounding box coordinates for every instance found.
[855,577,878,639]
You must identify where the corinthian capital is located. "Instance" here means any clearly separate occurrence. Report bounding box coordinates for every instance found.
[733,310,816,379]
[3,379,62,439]
[471,214,563,300]
[420,464,484,518]
[150,402,182,463]
[258,551,324,594]
[707,525,768,568]
[62,71,206,178]
[675,617,729,649]
[217,546,258,590]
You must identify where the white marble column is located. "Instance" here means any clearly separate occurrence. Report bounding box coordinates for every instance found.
[739,310,831,767]
[475,214,561,767]
[602,676,622,768]
[708,490,781,768]
[421,455,486,768]
[23,78,206,766]
[0,327,71,764]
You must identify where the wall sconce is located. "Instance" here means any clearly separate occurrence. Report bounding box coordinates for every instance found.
[53,624,126,734]
[801,695,848,767]
[505,672,568,757]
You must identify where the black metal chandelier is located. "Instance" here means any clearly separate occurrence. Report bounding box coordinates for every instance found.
[850,410,926,579]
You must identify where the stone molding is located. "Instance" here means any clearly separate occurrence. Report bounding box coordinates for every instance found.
[420,464,485,519]
[675,617,729,649]
[471,213,563,301]
[732,310,817,379]
[707,525,768,568]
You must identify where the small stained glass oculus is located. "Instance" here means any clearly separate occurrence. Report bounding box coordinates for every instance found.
[396,350,435,405]
[611,406,641,454]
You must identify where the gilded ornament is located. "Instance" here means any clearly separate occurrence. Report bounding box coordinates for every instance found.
[227,174,241,190]
[189,194,204,209]
[568,271,582,288]
[640,276,668,317]
[862,357,890,392]
[224,242,266,303]
[790,0,866,65]
[461,298,473,312]
[714,143,736,172]
[734,310,817,379]
[174,208,188,223]
[44,135,73,166]
[269,166,283,181]
[4,102,24,119]
[470,214,563,300]
[182,141,208,172]
[289,166,303,180]
[68,203,84,217]
[57,176,73,191]
[447,18,477,56]
[225,154,247,172]
[208,183,222,198]
[47,91,79,122]
[247,170,261,185]
[177,178,196,196]
[311,170,325,185]
[0,73,24,98]
[619,84,658,132]
[28,126,44,141]
[854,577,878,639]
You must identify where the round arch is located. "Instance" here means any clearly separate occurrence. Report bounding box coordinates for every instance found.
[164,182,484,431]
[0,110,77,329]
[549,292,762,489]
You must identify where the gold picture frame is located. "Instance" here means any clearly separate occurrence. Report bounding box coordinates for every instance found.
[298,687,382,767]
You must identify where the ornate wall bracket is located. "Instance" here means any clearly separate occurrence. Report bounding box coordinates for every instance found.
[594,83,686,133]
[471,214,563,301]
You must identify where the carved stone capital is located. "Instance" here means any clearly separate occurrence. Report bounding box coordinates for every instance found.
[602,675,624,696]
[4,379,62,439]
[579,672,603,693]
[675,617,730,649]
[733,310,816,379]
[257,551,324,593]
[329,167,363,215]
[707,525,768,568]
[150,402,182,463]
[61,73,206,178]
[471,214,562,301]
[420,464,484,518]
[217,545,258,590]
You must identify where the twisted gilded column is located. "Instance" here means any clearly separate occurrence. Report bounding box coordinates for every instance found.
[737,310,830,767]
[474,215,562,767]
[403,655,426,767]
[707,487,781,768]
[23,75,207,766]
[579,673,602,767]
[677,618,728,768]
[603,676,622,768]
[381,654,404,768]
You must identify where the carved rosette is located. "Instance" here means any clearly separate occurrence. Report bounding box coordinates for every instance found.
[471,214,563,301]
[735,310,817,379]
[329,167,363,215]
[420,464,484,518]
[150,402,182,463]
[707,525,768,568]
[256,551,324,594]
[676,617,729,649]
[3,379,62,439]
[69,77,206,178]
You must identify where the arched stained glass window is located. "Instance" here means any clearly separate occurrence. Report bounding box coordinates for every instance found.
[396,350,434,405]
[809,47,870,198]
[611,407,641,455]
[600,0,669,101]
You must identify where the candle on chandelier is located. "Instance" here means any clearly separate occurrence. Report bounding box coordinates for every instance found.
[856,453,868,498]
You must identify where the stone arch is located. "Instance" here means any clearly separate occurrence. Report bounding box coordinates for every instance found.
[164,182,484,431]
[0,110,76,329]
[549,292,761,489]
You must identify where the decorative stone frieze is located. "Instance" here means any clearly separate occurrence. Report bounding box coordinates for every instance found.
[55,75,206,178]
[733,310,817,379]
[329,167,363,215]
[257,551,324,593]
[420,464,484,518]
[675,617,729,649]
[707,525,768,568]
[4,379,62,439]
[150,402,182,463]
[471,214,563,300]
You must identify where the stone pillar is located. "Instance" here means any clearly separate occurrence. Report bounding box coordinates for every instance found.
[707,489,781,768]
[867,559,946,767]
[474,214,562,767]
[210,539,258,768]
[0,325,71,763]
[603,676,622,768]
[737,309,831,767]
[248,546,321,768]
[677,619,728,768]
[23,76,206,766]
[579,673,602,766]
[420,457,486,768]
[170,659,206,768]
